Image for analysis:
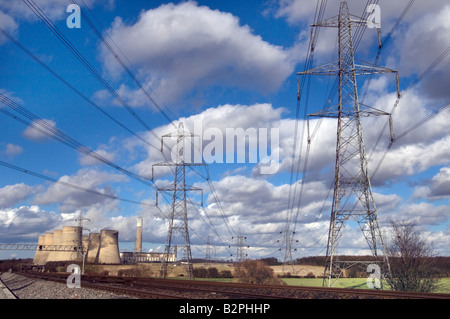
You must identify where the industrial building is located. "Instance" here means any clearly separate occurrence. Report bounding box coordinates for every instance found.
[120,247,177,264]
[33,227,121,265]
[32,217,176,266]
[120,217,177,264]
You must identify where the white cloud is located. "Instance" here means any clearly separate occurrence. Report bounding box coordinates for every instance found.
[98,1,297,105]
[34,168,128,213]
[22,119,57,141]
[0,10,17,44]
[394,202,450,226]
[274,0,450,100]
[0,205,62,241]
[413,167,450,200]
[131,103,287,177]
[392,3,450,99]
[4,143,23,158]
[79,148,116,166]
[369,135,450,186]
[0,183,41,208]
[0,0,100,22]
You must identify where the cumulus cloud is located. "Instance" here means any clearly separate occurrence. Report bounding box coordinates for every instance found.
[34,168,128,213]
[194,175,331,250]
[394,202,450,226]
[98,1,297,105]
[413,167,450,200]
[79,148,116,166]
[0,0,101,23]
[0,205,62,242]
[0,10,18,44]
[392,3,450,100]
[0,183,41,208]
[130,103,287,177]
[22,119,57,141]
[3,143,23,158]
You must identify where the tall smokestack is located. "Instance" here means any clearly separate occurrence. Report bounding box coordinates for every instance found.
[136,217,143,253]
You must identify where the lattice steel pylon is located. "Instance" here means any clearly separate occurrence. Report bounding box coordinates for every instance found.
[297,2,400,287]
[232,229,248,263]
[153,122,205,279]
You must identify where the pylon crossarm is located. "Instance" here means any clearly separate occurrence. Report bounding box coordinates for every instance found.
[297,61,340,76]
[298,60,398,77]
[312,13,367,28]
[308,103,390,119]
[354,59,398,75]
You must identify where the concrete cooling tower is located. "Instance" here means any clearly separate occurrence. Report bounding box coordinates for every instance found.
[82,235,89,254]
[33,227,121,265]
[97,230,121,264]
[46,229,62,262]
[59,226,82,262]
[33,235,46,265]
[86,232,101,263]
[42,232,54,264]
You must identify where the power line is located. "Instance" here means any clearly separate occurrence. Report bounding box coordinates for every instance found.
[70,0,178,128]
[186,165,236,239]
[0,92,154,188]
[0,159,156,209]
[22,0,171,142]
[369,42,450,179]
[283,0,328,267]
[0,26,160,154]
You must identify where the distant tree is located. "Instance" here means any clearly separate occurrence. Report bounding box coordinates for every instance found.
[207,267,219,278]
[386,219,440,293]
[193,267,208,278]
[219,270,233,278]
[258,257,281,266]
[234,260,285,285]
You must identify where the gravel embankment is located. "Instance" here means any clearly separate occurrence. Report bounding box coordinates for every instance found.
[0,272,136,299]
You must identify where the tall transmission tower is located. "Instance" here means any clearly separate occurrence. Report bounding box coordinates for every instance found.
[232,229,248,263]
[205,235,212,265]
[297,2,400,287]
[153,122,205,279]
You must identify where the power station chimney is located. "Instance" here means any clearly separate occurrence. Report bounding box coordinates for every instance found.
[136,217,143,253]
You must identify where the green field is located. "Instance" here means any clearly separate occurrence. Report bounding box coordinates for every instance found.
[282,277,450,294]
[181,276,450,294]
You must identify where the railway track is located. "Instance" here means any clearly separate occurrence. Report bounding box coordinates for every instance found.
[17,271,450,299]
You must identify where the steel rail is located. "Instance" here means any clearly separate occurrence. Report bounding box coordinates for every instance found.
[17,271,450,299]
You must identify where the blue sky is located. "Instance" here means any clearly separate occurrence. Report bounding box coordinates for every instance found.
[0,0,449,260]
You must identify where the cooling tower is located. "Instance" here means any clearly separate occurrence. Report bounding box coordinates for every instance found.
[43,232,54,263]
[59,226,82,262]
[82,235,89,254]
[136,217,143,253]
[86,232,101,263]
[97,229,121,264]
[46,229,62,262]
[33,235,46,265]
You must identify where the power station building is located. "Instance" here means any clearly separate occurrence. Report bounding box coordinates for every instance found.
[33,217,176,266]
[120,247,177,264]
[120,217,177,264]
[33,227,121,265]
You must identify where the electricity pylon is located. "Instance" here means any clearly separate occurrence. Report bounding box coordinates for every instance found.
[297,2,400,287]
[232,229,248,263]
[153,122,205,279]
